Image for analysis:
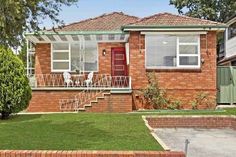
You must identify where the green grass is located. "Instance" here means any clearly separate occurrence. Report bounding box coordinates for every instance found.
[0,113,161,150]
[0,108,236,150]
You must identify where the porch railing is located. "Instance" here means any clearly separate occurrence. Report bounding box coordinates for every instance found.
[28,74,131,89]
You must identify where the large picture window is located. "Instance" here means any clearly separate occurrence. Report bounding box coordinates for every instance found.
[145,34,200,69]
[52,42,98,72]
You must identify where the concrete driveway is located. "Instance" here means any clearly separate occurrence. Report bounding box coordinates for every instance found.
[155,128,236,157]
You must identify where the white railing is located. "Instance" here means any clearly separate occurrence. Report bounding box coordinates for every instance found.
[28,74,131,89]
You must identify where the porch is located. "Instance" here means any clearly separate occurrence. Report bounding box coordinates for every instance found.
[25,32,132,112]
[25,31,131,92]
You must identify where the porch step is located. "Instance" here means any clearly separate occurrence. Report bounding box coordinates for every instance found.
[111,89,132,93]
[78,91,111,112]
[78,108,86,111]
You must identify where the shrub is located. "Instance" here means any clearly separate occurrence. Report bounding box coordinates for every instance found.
[190,92,215,110]
[143,73,169,109]
[0,46,32,119]
[167,99,182,110]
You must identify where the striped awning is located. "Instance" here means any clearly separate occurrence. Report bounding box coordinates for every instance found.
[25,32,129,44]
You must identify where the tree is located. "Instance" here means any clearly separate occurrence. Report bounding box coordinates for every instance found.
[170,0,236,22]
[0,46,32,119]
[0,0,78,48]
[18,42,27,67]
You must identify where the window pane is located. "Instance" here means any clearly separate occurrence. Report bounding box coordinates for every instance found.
[179,35,198,43]
[53,52,69,60]
[53,43,69,50]
[71,43,82,71]
[53,62,69,70]
[179,45,198,54]
[228,22,236,39]
[84,41,98,71]
[179,56,198,66]
[146,35,177,67]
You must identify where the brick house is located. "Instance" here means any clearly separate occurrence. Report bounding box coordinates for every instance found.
[25,12,226,112]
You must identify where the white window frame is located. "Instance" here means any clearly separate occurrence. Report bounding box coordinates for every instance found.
[51,42,99,72]
[177,35,201,68]
[145,34,201,69]
[51,43,71,72]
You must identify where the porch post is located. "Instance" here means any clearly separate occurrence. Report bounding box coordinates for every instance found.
[26,39,29,76]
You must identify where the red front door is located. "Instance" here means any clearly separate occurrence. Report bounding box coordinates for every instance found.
[111,47,128,76]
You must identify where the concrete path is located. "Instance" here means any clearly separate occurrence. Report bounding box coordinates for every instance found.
[155,128,236,157]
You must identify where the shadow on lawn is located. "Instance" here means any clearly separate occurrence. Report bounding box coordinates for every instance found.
[0,114,43,122]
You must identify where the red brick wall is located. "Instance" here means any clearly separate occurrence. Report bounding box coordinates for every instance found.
[0,150,185,157]
[35,43,51,75]
[87,93,132,112]
[28,91,132,113]
[129,31,217,109]
[145,116,236,130]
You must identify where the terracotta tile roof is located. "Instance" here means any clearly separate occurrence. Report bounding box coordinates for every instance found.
[54,12,139,32]
[128,12,225,27]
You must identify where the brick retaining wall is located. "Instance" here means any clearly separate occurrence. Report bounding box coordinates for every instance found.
[28,90,132,112]
[0,150,185,157]
[145,115,236,130]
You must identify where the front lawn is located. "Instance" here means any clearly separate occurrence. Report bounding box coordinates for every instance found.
[0,113,161,150]
[1,108,235,150]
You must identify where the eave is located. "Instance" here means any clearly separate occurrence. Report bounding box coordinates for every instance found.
[122,25,227,32]
[24,30,127,36]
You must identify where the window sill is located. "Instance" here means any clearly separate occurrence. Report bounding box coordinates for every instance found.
[146,67,201,72]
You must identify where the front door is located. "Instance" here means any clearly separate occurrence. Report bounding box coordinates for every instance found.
[111,47,128,76]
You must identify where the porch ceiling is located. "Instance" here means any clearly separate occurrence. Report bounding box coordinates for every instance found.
[25,32,129,44]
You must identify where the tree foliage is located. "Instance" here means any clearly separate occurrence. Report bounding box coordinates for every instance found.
[18,42,27,67]
[170,0,236,22]
[0,0,78,47]
[0,47,32,119]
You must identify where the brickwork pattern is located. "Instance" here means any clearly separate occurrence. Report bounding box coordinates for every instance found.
[0,150,185,157]
[146,116,236,130]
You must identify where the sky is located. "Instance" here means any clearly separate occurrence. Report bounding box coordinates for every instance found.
[41,0,178,29]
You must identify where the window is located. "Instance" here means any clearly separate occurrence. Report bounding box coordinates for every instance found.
[145,34,200,69]
[52,43,70,71]
[228,22,236,40]
[52,42,98,72]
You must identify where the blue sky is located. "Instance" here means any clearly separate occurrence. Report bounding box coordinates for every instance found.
[42,0,178,28]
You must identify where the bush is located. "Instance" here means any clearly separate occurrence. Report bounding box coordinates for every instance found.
[190,92,215,110]
[0,46,32,119]
[167,99,182,110]
[143,73,169,109]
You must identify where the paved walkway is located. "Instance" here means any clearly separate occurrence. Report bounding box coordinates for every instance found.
[155,128,236,157]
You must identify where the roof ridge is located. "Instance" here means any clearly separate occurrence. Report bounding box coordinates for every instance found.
[134,12,170,23]
[132,12,224,25]
[57,12,139,30]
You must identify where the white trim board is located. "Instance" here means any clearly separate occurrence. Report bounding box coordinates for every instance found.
[141,31,207,35]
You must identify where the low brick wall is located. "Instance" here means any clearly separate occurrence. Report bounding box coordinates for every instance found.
[145,115,236,130]
[28,90,132,112]
[0,150,185,157]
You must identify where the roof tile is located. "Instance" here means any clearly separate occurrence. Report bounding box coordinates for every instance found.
[129,12,225,27]
[54,12,139,31]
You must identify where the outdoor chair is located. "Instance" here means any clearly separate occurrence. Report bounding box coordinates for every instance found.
[84,71,94,87]
[63,72,73,87]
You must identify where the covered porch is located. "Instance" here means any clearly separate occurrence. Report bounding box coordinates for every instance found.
[25,31,131,91]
